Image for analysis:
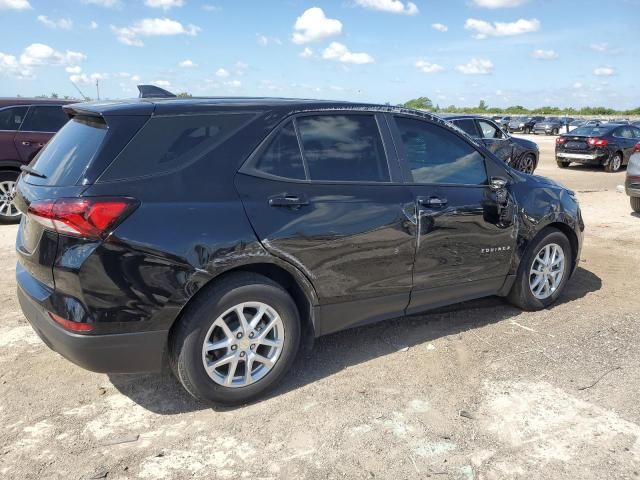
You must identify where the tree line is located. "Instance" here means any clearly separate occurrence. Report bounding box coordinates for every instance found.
[402,97,640,117]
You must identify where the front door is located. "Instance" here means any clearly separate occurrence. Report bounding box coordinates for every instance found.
[236,113,416,335]
[388,114,517,314]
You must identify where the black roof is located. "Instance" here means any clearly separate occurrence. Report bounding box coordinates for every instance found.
[0,98,75,108]
[437,113,493,120]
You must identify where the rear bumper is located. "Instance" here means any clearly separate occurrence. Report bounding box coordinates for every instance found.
[556,151,606,165]
[17,282,167,374]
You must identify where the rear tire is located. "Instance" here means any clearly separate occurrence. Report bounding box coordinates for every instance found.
[507,229,572,311]
[631,196,640,213]
[557,160,570,168]
[169,272,301,405]
[552,128,559,135]
[0,171,22,224]
[604,153,622,173]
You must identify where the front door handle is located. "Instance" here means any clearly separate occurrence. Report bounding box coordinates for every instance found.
[418,196,448,208]
[269,194,309,208]
[21,141,32,146]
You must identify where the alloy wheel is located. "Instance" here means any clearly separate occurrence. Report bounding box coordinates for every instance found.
[529,243,565,300]
[202,301,284,388]
[520,155,535,174]
[611,155,622,172]
[0,180,20,219]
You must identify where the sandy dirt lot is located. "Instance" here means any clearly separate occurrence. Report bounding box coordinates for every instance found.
[1,135,639,480]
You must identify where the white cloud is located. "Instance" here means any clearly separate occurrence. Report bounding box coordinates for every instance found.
[464,18,540,39]
[531,49,558,60]
[0,52,31,78]
[70,72,108,84]
[89,21,98,29]
[178,59,197,67]
[224,79,241,88]
[144,0,184,10]
[0,0,31,9]
[573,82,583,89]
[20,43,86,67]
[292,7,342,44]
[593,67,614,76]
[111,17,201,46]
[257,34,282,46]
[65,65,82,74]
[455,58,494,75]
[234,61,249,75]
[83,0,120,7]
[299,47,313,58]
[415,60,444,73]
[215,67,229,78]
[321,42,374,64]
[431,23,448,32]
[470,0,527,8]
[37,15,73,30]
[354,0,418,15]
[154,79,170,86]
[590,42,608,52]
[131,74,141,82]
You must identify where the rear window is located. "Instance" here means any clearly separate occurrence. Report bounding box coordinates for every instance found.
[571,126,614,136]
[26,116,107,186]
[100,113,253,181]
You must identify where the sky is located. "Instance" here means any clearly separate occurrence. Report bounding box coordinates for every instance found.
[0,0,638,109]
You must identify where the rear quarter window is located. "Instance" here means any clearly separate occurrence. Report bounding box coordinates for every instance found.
[100,113,254,181]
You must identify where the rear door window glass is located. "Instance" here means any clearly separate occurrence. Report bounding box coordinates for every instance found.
[26,116,108,186]
[101,113,254,180]
[254,121,305,179]
[0,106,28,131]
[296,114,389,182]
[452,119,479,137]
[395,117,487,185]
[477,120,503,139]
[21,106,68,132]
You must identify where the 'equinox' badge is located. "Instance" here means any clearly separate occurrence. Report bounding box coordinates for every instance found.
[481,246,511,254]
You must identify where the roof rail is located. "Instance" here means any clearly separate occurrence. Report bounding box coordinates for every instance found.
[137,84,177,99]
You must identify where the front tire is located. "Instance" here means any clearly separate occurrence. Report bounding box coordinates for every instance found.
[0,171,22,224]
[557,160,570,168]
[507,229,572,311]
[605,153,622,173]
[519,153,536,174]
[631,196,640,213]
[170,272,301,405]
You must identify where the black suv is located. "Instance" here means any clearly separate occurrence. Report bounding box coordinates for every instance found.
[16,88,583,405]
[445,115,539,174]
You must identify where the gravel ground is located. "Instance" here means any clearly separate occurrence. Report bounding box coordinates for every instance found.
[1,135,639,480]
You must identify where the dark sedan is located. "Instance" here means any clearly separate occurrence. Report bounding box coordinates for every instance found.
[556,123,640,172]
[446,115,539,173]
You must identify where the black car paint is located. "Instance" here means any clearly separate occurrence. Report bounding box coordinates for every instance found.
[556,124,640,167]
[445,115,539,172]
[15,98,583,374]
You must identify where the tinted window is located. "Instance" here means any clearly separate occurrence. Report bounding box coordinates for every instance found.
[102,113,253,180]
[572,126,614,136]
[477,120,503,139]
[296,114,389,182]
[27,116,107,186]
[255,121,305,179]
[395,117,487,185]
[0,106,28,131]
[21,106,68,132]
[631,127,640,138]
[453,119,478,137]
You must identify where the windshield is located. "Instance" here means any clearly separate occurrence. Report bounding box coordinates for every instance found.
[26,116,108,186]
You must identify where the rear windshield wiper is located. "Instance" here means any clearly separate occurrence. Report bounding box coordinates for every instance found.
[20,165,47,179]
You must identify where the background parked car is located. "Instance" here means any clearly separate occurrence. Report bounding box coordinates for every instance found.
[626,142,640,212]
[533,117,574,135]
[556,123,640,172]
[0,98,71,222]
[445,114,539,173]
[496,116,512,130]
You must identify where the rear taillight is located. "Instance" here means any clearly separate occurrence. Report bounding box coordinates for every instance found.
[588,137,608,147]
[49,312,93,332]
[28,197,138,239]
[556,137,566,145]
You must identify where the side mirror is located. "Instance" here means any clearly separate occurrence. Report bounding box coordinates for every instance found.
[490,176,508,191]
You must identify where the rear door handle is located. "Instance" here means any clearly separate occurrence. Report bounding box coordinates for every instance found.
[269,194,309,208]
[418,196,448,208]
[21,141,32,146]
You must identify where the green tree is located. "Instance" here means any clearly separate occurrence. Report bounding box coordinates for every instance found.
[478,99,487,111]
[403,97,434,110]
[176,92,193,98]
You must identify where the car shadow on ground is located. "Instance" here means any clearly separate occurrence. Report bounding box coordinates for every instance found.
[108,266,602,414]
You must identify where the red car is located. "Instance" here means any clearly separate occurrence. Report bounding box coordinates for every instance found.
[0,99,72,223]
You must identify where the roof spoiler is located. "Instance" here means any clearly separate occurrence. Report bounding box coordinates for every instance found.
[137,84,177,99]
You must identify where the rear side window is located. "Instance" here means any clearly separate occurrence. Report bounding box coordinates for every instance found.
[27,116,107,186]
[21,106,68,132]
[296,114,389,182]
[101,113,253,180]
[395,117,487,185]
[254,121,305,180]
[0,106,28,130]
[452,119,479,137]
[477,120,503,139]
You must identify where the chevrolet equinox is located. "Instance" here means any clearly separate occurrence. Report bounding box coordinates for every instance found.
[15,87,584,405]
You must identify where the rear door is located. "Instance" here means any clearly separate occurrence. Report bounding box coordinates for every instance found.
[14,105,69,163]
[388,114,517,314]
[476,119,514,164]
[236,112,416,335]
[0,105,28,164]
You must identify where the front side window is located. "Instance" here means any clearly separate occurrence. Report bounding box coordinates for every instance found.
[395,117,488,185]
[0,106,28,131]
[296,114,389,182]
[21,106,68,132]
[477,120,503,139]
[254,121,305,180]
